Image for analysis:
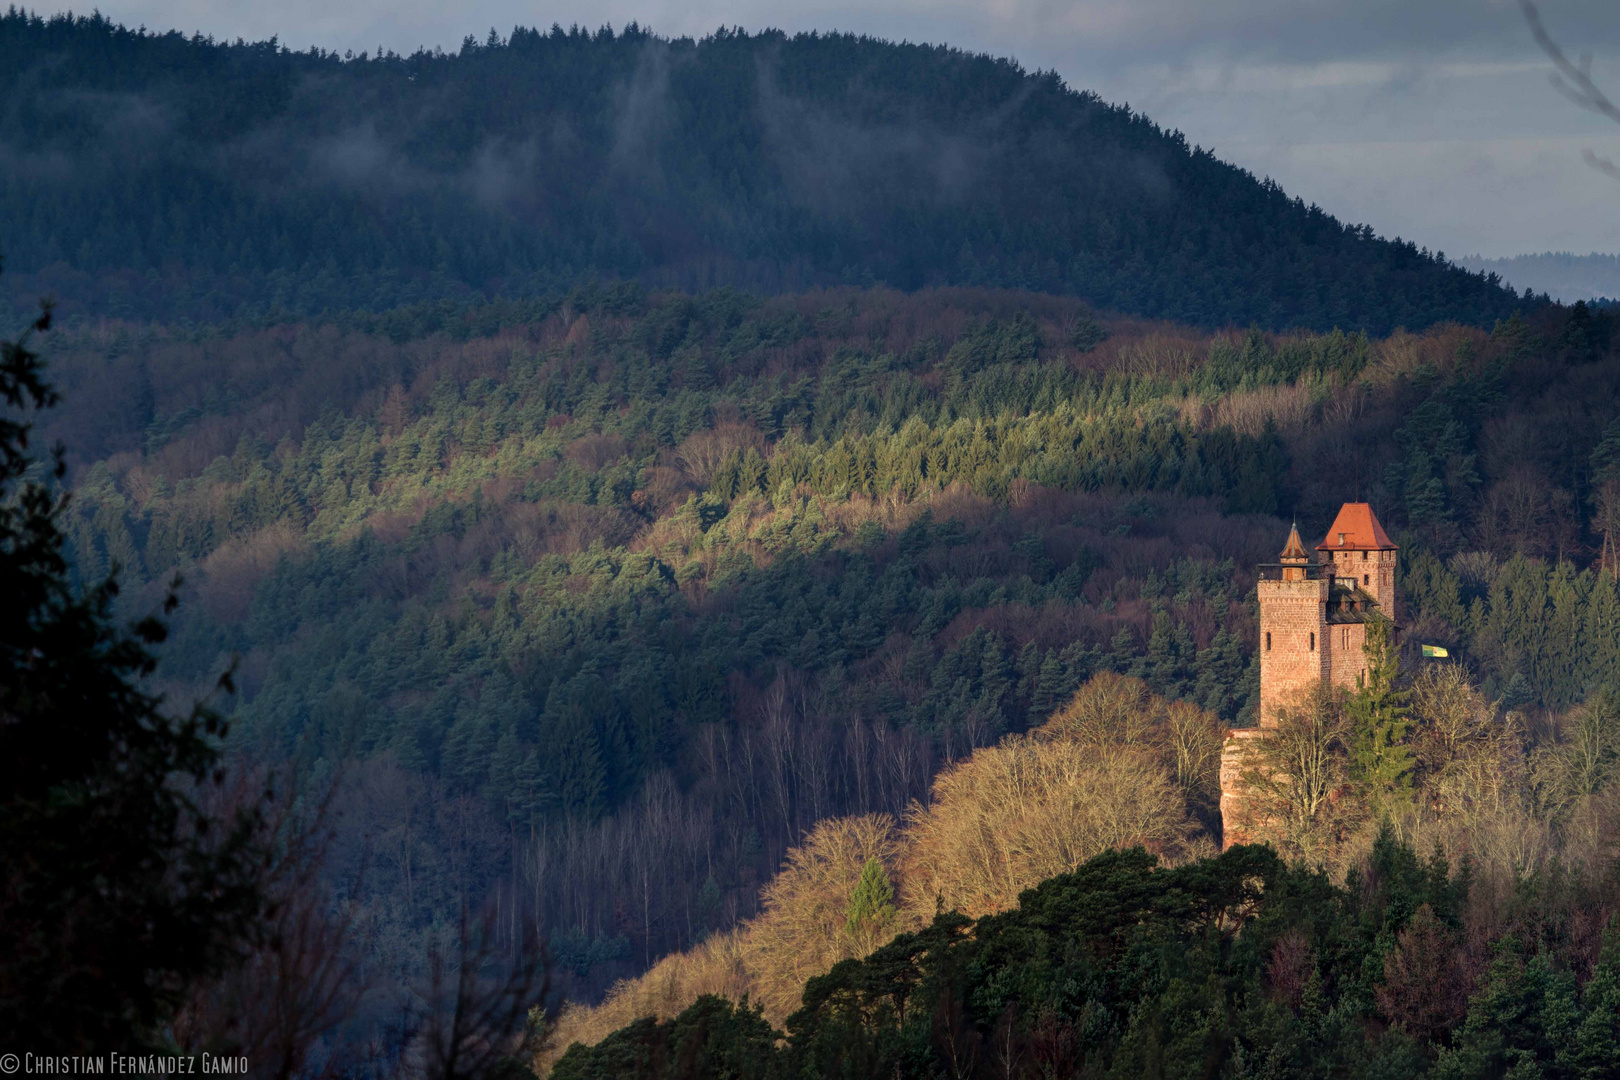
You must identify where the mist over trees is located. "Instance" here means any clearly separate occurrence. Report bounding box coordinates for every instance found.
[0,11,1533,332]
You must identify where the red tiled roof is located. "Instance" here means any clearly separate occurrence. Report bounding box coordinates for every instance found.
[1316,503,1395,551]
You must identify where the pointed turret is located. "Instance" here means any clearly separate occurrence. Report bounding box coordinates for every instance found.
[1279,523,1309,563]
[1279,522,1309,580]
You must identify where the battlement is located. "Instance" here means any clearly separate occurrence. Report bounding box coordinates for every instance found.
[1256,562,1335,582]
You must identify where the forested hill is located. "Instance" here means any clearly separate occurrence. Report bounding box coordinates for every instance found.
[36,282,1620,1017]
[0,12,1529,331]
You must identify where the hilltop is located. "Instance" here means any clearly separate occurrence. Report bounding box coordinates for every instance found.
[0,12,1528,331]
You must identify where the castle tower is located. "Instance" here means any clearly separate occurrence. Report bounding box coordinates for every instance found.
[1315,502,1397,696]
[1223,504,1397,848]
[1315,502,1396,616]
[1256,523,1329,726]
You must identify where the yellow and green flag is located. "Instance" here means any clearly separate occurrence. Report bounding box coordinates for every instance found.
[1421,644,1449,658]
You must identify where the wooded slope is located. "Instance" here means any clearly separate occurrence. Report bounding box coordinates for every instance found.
[0,12,1528,330]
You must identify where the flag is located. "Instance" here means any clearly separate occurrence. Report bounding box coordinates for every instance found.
[1421,644,1449,658]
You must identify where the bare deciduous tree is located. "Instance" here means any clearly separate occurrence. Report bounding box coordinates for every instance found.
[1409,662,1500,773]
[1163,698,1227,808]
[902,738,1196,920]
[407,910,552,1080]
[1375,904,1469,1044]
[1039,670,1157,749]
[748,814,901,1016]
[1239,689,1351,859]
[172,769,368,1080]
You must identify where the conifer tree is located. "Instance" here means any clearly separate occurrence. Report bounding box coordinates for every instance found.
[1348,614,1414,810]
[845,857,896,954]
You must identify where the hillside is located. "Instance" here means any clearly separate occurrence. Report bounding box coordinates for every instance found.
[29,282,1620,1019]
[550,828,1620,1080]
[548,658,1620,1079]
[0,12,1529,332]
[541,672,1220,1062]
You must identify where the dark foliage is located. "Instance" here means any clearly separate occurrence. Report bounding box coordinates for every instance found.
[0,301,266,1049]
[555,834,1620,1079]
[551,996,780,1080]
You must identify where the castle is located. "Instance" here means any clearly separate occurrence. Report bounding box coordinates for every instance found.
[1219,503,1397,847]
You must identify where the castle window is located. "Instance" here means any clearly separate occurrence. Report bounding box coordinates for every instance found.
[1265,631,1271,651]
[1361,550,1368,560]
[1309,632,1316,651]
[1364,574,1370,585]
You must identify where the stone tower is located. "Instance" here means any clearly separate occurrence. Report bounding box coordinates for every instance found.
[1221,503,1397,847]
[1256,522,1329,726]
[1257,503,1396,723]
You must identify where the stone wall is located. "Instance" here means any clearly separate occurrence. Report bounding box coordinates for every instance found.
[1321,547,1397,614]
[1328,620,1369,692]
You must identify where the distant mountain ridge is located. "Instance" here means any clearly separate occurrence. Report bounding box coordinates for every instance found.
[1454,252,1620,305]
[0,11,1530,331]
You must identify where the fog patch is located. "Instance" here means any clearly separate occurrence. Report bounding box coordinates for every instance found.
[611,40,676,177]
[311,123,399,188]
[752,55,1021,221]
[465,137,546,213]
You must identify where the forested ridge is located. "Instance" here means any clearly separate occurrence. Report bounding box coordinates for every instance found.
[0,11,1534,331]
[23,282,1620,1059]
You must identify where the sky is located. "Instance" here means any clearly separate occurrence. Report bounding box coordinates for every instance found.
[89,0,1620,262]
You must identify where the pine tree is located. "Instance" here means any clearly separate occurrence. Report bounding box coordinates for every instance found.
[1348,614,1415,811]
[1500,672,1535,713]
[1403,450,1452,546]
[1561,924,1620,1078]
[845,857,897,954]
[1031,652,1065,718]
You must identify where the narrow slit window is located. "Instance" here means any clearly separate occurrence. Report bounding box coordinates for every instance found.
[1364,574,1370,585]
[1309,632,1316,651]
[1265,631,1272,651]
